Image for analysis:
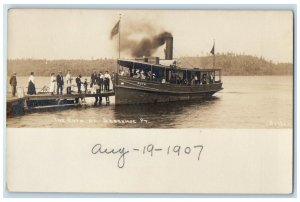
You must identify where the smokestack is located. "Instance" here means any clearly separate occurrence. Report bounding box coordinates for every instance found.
[165,36,173,60]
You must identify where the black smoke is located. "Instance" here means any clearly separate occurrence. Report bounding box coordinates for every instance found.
[110,22,172,57]
[130,31,172,57]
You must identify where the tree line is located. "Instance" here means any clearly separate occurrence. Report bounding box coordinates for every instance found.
[177,53,293,76]
[7,53,293,76]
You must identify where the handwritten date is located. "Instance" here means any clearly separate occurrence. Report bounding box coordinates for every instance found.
[91,144,204,168]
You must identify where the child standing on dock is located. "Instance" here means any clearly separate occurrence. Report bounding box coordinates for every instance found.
[83,78,88,94]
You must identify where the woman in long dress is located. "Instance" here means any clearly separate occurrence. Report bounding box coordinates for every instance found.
[49,73,56,95]
[27,72,36,95]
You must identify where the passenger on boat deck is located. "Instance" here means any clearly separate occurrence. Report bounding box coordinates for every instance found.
[76,75,82,93]
[194,75,199,84]
[129,68,133,77]
[170,72,176,84]
[56,71,64,95]
[176,75,181,84]
[124,69,129,77]
[133,70,140,79]
[49,73,56,95]
[191,76,196,85]
[66,70,72,94]
[209,74,214,84]
[120,70,125,76]
[202,74,207,85]
[141,70,146,79]
[27,72,36,95]
[9,72,17,97]
[137,70,141,79]
[147,71,152,80]
[152,73,156,80]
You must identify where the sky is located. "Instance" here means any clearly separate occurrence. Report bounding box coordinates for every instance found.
[7,9,293,63]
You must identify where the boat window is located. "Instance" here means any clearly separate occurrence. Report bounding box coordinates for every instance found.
[214,70,221,83]
[118,60,222,86]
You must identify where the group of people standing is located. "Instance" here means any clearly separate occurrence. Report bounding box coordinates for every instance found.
[49,70,112,95]
[90,71,112,91]
[10,71,36,96]
[169,72,215,85]
[90,70,112,103]
[49,70,88,95]
[49,71,65,95]
[8,70,113,97]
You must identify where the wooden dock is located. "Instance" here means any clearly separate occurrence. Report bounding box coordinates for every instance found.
[7,91,115,116]
[24,91,115,101]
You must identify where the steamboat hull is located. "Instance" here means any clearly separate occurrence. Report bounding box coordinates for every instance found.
[115,76,223,105]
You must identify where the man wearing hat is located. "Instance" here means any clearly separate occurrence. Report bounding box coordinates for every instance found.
[9,72,17,96]
[76,75,82,93]
[90,70,97,88]
[56,71,64,95]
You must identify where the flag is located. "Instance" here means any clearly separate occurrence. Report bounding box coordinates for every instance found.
[110,20,120,39]
[210,43,215,55]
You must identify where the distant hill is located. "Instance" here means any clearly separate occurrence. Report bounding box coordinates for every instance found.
[7,53,293,76]
[7,58,117,77]
[177,53,293,76]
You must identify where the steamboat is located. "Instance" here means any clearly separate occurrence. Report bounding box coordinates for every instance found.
[114,36,223,104]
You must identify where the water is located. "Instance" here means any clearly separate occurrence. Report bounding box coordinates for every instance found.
[6,76,293,128]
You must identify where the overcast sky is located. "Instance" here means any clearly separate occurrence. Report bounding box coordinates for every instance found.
[8,9,293,63]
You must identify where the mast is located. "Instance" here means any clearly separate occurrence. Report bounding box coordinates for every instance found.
[117,14,121,74]
[213,39,215,68]
[118,14,121,59]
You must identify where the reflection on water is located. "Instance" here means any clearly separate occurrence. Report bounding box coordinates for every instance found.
[113,98,219,128]
[6,76,293,128]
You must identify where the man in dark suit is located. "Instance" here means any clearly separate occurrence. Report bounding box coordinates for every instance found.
[56,71,64,95]
[94,73,102,104]
[76,75,82,93]
[9,72,17,96]
[90,70,97,88]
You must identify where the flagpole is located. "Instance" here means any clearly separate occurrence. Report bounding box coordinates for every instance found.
[213,39,215,68]
[119,14,121,59]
